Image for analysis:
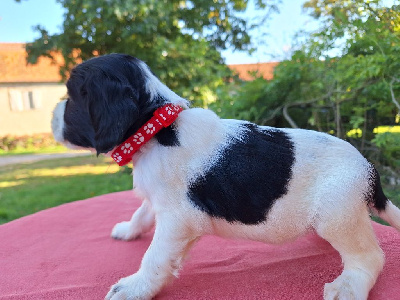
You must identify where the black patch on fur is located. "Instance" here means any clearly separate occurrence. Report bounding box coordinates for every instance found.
[367,166,388,211]
[187,123,295,225]
[64,54,168,154]
[155,125,180,147]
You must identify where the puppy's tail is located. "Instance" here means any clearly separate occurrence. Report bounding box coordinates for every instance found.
[367,165,400,231]
[376,200,400,231]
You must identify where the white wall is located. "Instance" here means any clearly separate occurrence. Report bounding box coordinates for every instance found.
[0,82,67,136]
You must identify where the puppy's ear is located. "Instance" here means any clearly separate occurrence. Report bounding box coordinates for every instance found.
[85,78,139,155]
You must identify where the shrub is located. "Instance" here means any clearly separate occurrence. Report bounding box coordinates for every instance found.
[372,132,400,170]
[0,134,59,152]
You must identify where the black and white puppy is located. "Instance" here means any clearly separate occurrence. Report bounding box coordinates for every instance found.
[52,54,400,300]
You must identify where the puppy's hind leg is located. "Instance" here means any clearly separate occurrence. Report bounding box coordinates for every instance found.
[316,207,384,300]
[111,199,155,241]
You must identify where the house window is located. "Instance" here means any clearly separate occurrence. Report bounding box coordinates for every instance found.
[9,89,42,111]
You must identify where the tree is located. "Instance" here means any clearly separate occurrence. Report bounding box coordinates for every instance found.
[24,0,280,106]
[212,0,400,169]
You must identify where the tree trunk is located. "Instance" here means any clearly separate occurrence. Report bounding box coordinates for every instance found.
[335,101,342,138]
[283,104,299,128]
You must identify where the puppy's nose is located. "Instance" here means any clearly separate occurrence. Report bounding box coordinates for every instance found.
[51,99,68,143]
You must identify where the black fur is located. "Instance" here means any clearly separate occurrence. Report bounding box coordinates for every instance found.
[187,123,295,225]
[367,166,388,211]
[64,54,169,154]
[155,125,180,147]
[63,97,96,148]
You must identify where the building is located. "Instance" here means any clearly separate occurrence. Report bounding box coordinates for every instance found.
[0,43,66,136]
[0,43,277,136]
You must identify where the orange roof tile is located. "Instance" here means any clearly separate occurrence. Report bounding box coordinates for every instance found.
[0,43,63,83]
[0,43,277,83]
[229,62,279,81]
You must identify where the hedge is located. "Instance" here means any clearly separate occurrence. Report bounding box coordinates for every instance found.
[0,134,59,151]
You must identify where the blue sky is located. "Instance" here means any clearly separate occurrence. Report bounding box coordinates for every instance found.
[0,0,318,64]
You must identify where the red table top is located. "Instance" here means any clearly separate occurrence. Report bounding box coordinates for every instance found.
[1,191,399,299]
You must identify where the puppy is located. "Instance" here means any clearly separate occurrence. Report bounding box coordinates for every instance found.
[52,54,400,300]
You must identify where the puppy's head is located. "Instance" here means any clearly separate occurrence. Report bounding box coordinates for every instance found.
[51,54,188,154]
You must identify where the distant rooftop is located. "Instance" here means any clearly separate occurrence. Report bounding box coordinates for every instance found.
[0,43,63,83]
[229,62,279,81]
[0,43,277,83]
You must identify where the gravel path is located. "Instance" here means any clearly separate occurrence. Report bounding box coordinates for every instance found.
[0,151,91,167]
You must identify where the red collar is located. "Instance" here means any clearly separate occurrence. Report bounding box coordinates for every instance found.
[111,104,183,166]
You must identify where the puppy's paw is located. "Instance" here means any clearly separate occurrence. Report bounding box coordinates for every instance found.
[105,275,153,300]
[324,270,369,300]
[324,281,357,300]
[111,221,139,241]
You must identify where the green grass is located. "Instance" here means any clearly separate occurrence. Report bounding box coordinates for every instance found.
[0,155,133,224]
[0,153,399,226]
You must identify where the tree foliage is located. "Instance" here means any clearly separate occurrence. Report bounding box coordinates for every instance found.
[24,0,279,106]
[212,0,400,169]
[24,0,400,169]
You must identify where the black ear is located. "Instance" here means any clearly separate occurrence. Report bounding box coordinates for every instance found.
[84,77,139,155]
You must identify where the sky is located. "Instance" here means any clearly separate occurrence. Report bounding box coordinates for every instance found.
[0,0,318,64]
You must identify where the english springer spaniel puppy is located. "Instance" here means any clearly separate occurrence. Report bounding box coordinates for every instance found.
[51,54,400,300]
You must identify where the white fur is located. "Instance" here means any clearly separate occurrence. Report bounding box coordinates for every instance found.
[104,108,399,300]
[377,200,400,231]
[138,61,189,109]
[51,99,67,144]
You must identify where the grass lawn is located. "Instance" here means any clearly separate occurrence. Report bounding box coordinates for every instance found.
[0,155,133,224]
[1,153,399,226]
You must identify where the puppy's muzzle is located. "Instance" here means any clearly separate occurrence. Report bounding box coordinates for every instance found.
[51,99,67,144]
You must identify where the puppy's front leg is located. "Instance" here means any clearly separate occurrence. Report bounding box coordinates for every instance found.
[111,199,155,241]
[106,215,197,300]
